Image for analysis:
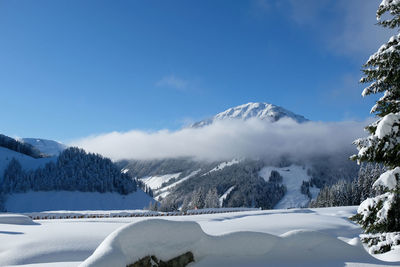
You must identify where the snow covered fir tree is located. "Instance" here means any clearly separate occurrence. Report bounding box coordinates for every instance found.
[351,0,400,254]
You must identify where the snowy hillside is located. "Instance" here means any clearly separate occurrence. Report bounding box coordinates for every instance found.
[140,172,182,190]
[0,206,398,266]
[203,159,240,175]
[259,165,319,209]
[0,147,54,178]
[21,138,67,156]
[152,170,201,201]
[4,190,155,212]
[191,102,308,127]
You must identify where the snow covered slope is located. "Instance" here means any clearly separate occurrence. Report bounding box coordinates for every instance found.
[21,138,67,156]
[0,147,55,178]
[0,206,398,266]
[203,159,240,175]
[154,169,201,200]
[191,102,308,127]
[140,172,181,190]
[259,165,319,209]
[4,190,155,213]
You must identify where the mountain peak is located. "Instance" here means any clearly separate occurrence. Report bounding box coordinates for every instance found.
[192,102,308,127]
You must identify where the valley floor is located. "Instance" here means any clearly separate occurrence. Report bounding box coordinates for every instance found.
[0,206,399,266]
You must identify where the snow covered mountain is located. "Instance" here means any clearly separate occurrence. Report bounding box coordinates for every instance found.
[118,102,357,211]
[21,138,66,157]
[191,102,308,127]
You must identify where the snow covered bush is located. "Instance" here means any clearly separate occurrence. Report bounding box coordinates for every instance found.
[351,0,400,253]
[361,232,400,254]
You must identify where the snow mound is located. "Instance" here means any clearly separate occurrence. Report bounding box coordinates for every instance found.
[80,219,378,267]
[0,214,36,225]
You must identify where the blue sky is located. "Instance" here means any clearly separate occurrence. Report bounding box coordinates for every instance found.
[0,0,391,142]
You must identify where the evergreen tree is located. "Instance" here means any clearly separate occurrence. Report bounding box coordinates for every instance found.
[204,187,219,208]
[181,196,191,212]
[351,0,400,236]
[190,187,205,209]
[1,158,25,193]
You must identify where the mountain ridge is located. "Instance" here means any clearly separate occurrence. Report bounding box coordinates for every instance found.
[191,102,308,128]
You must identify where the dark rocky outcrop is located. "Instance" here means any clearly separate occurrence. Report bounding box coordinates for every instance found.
[128,251,194,267]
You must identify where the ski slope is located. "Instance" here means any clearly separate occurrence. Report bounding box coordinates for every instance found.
[140,172,181,190]
[0,206,398,266]
[259,165,319,209]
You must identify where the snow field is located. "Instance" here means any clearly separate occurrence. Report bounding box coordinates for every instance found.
[80,219,388,267]
[0,206,398,266]
[4,190,155,213]
[23,207,258,220]
[0,207,400,267]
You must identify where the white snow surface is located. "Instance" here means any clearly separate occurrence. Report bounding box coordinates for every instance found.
[375,113,400,139]
[21,138,67,157]
[259,165,316,209]
[140,172,181,190]
[373,167,400,190]
[4,190,155,213]
[0,147,55,178]
[121,168,129,174]
[0,206,398,266]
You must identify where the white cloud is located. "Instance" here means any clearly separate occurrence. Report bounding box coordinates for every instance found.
[329,0,394,58]
[261,0,394,59]
[156,75,189,91]
[71,118,368,162]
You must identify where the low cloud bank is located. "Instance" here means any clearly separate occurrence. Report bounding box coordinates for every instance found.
[71,118,369,162]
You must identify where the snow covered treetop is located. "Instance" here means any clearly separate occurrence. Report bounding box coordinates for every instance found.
[191,102,308,127]
[378,0,400,27]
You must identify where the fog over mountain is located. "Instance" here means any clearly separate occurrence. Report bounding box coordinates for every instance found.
[73,102,369,162]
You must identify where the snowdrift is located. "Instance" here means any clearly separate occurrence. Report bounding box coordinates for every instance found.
[0,214,36,225]
[80,219,385,267]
